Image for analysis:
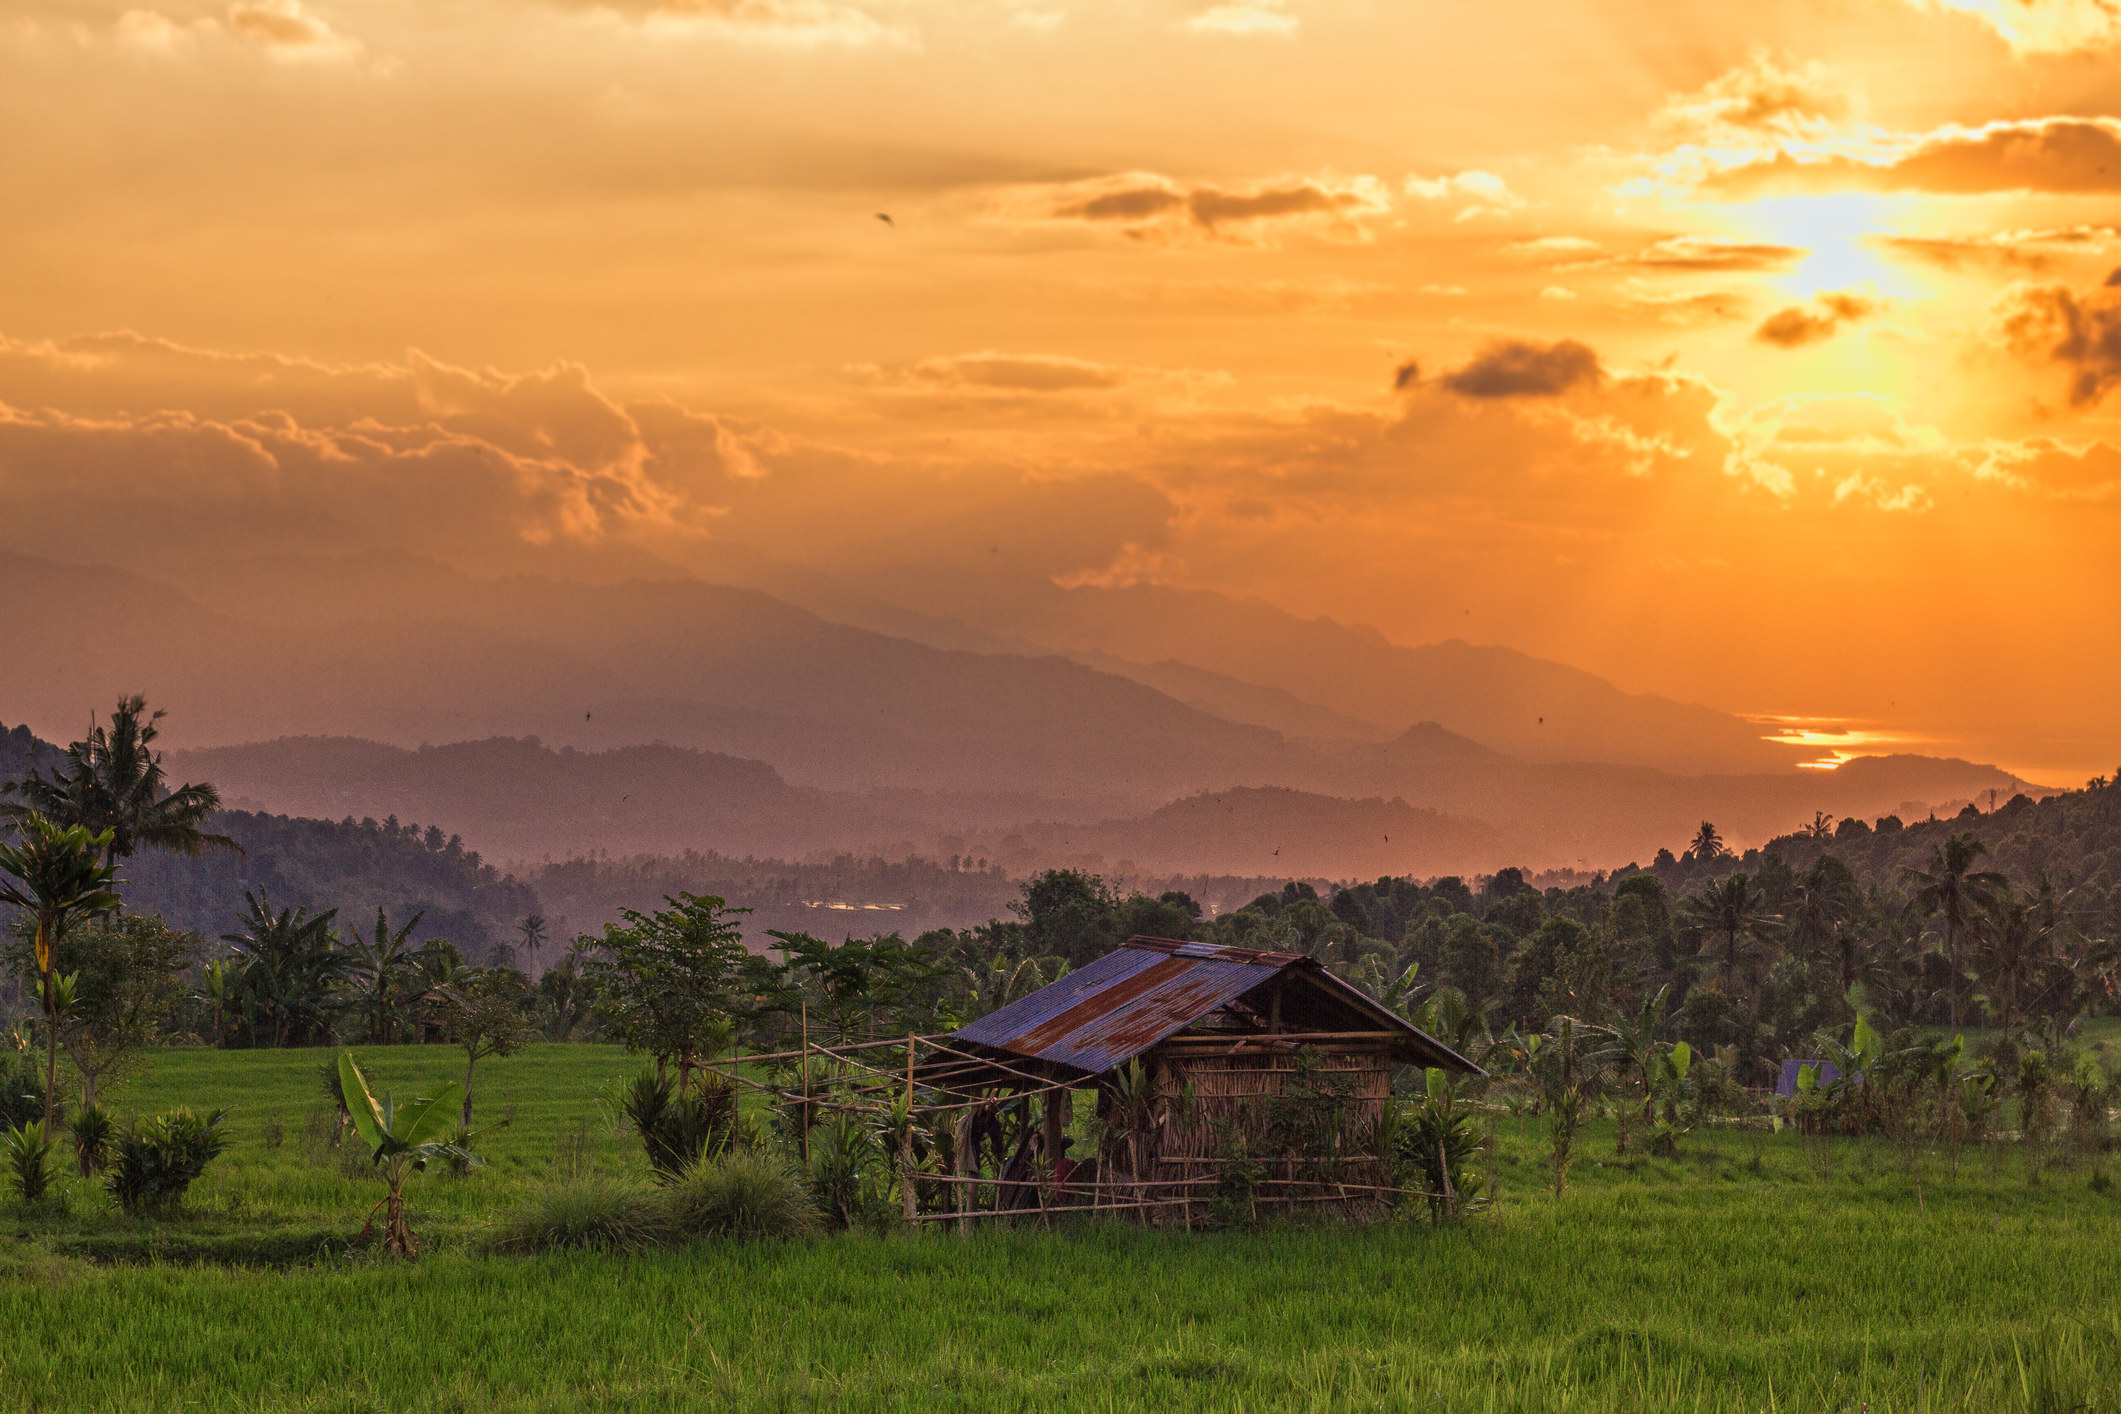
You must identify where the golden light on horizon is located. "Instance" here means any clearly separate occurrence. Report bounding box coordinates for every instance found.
[0,0,2115,780]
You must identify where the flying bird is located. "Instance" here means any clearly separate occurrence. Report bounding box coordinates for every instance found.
[875,213,894,227]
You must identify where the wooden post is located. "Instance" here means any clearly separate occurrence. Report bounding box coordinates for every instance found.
[902,1034,917,1227]
[1042,1083,1066,1223]
[956,1108,972,1237]
[799,1000,810,1168]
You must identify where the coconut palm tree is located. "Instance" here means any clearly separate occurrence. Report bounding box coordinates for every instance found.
[1905,835,2007,1029]
[1790,854,1862,987]
[515,914,547,975]
[0,815,120,1126]
[1688,821,1727,863]
[1,696,237,865]
[1681,873,1779,994]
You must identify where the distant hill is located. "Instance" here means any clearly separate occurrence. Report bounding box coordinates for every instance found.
[848,574,1804,774]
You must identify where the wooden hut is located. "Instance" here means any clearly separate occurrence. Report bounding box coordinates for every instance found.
[926,936,1483,1221]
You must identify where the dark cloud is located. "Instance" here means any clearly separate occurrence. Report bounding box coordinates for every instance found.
[1440,339,1602,398]
[1705,118,2121,198]
[1996,269,2121,406]
[1033,173,1389,239]
[1753,291,1884,349]
[1392,359,1420,391]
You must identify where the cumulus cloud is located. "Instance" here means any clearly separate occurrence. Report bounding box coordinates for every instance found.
[1904,0,2121,55]
[1186,0,1297,35]
[1404,170,1525,221]
[543,0,905,47]
[1440,339,1603,399]
[1753,290,1886,348]
[1702,117,2121,199]
[1874,226,2121,273]
[1655,52,1852,144]
[106,1,368,63]
[1994,268,2121,406]
[1012,172,1392,244]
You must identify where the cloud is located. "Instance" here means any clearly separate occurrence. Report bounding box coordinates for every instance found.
[543,0,905,47]
[1440,339,1603,399]
[1702,117,2121,198]
[1186,0,1297,35]
[1503,235,1804,272]
[1016,172,1392,244]
[1405,170,1525,222]
[1618,289,1750,325]
[1392,360,1421,391]
[1655,52,1852,144]
[1754,290,1886,348]
[1904,0,2121,55]
[225,0,361,60]
[1994,268,2121,406]
[1873,226,2121,273]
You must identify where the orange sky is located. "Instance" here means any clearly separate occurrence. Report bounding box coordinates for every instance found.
[3,0,2120,781]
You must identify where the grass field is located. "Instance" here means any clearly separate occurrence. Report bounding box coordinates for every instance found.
[3,1042,2120,1412]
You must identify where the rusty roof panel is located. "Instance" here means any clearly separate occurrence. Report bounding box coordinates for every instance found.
[950,936,1485,1077]
[955,940,1285,1074]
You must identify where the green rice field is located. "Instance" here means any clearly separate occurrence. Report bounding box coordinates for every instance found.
[3,1042,2119,1412]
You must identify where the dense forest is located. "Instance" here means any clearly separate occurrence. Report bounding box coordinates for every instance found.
[3,705,2117,1095]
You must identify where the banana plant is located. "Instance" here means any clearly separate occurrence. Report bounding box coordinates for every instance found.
[338,1052,476,1253]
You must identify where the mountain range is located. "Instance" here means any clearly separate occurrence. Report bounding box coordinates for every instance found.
[0,549,2039,875]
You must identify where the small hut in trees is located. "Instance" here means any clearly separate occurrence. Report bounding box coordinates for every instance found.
[923,936,1482,1221]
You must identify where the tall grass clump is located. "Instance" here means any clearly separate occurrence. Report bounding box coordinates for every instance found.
[106,1108,230,1214]
[68,1102,113,1176]
[4,1121,53,1204]
[670,1149,819,1238]
[487,1180,676,1255]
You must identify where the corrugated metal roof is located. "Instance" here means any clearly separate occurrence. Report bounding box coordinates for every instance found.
[952,936,1482,1077]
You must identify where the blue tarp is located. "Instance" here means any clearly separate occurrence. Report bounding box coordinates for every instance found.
[1776,1058,1842,1097]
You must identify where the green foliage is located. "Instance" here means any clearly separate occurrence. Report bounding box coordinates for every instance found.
[67,1101,113,1176]
[339,1051,475,1252]
[3,912,197,1103]
[486,1179,676,1255]
[767,930,952,1042]
[0,1047,49,1131]
[587,893,750,1075]
[1399,1068,1488,1223]
[0,696,234,864]
[619,1066,736,1180]
[221,892,349,1048]
[806,1111,894,1232]
[4,1120,52,1204]
[105,1108,230,1214]
[671,1148,821,1239]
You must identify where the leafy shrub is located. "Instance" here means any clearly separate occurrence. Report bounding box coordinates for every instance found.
[106,1108,231,1214]
[670,1149,819,1239]
[487,1180,676,1255]
[5,1121,53,1204]
[621,1067,736,1180]
[806,1113,895,1232]
[1397,1069,1489,1224]
[68,1102,113,1176]
[0,1049,52,1132]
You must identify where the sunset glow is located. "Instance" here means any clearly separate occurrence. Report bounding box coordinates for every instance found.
[3,0,2118,781]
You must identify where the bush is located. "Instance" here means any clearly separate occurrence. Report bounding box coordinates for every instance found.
[5,1121,53,1204]
[0,1049,52,1132]
[68,1102,114,1176]
[487,1180,677,1255]
[670,1149,818,1239]
[106,1108,231,1214]
[621,1068,736,1181]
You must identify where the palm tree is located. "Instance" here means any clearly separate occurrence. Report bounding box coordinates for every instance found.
[1904,835,2007,1029]
[516,914,548,975]
[1688,821,1727,863]
[1681,873,1779,993]
[221,892,349,1047]
[1,696,238,865]
[1790,854,1861,987]
[347,907,425,1045]
[0,815,121,1126]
